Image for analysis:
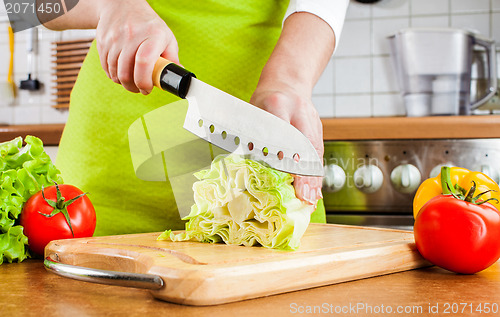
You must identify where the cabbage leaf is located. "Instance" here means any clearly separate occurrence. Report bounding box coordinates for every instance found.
[0,136,63,264]
[158,154,313,250]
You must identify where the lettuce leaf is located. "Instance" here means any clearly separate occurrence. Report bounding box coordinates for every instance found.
[0,226,29,264]
[158,154,313,250]
[0,136,63,264]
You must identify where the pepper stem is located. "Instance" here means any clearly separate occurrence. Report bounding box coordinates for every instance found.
[440,166,470,199]
[441,166,455,195]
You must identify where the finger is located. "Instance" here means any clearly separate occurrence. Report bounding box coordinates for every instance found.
[96,36,110,79]
[291,109,324,156]
[294,175,323,209]
[116,44,141,93]
[160,36,180,65]
[290,112,324,206]
[134,35,179,95]
[107,46,122,85]
[133,40,160,95]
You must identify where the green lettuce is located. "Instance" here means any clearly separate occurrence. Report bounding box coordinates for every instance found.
[158,154,313,250]
[0,136,63,264]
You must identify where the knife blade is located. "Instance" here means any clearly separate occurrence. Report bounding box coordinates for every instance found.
[152,57,323,177]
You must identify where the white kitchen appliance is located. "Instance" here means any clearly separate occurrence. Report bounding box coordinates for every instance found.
[388,28,497,116]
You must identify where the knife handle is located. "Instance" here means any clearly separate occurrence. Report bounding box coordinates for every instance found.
[153,57,195,99]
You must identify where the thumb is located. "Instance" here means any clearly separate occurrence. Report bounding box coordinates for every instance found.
[160,37,180,65]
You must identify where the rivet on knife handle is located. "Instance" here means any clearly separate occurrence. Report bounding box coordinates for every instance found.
[153,57,195,99]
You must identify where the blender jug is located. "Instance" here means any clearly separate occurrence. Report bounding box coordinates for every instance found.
[388,28,497,116]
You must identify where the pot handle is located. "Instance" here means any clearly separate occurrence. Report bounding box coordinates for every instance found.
[44,255,164,290]
[471,37,498,110]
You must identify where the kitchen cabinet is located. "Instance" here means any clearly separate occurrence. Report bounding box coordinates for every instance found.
[1,259,499,316]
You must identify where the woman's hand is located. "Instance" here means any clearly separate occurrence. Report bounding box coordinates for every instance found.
[39,0,179,95]
[96,0,179,94]
[250,87,324,207]
[251,12,335,208]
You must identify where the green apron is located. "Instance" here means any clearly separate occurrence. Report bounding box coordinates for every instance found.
[57,0,326,236]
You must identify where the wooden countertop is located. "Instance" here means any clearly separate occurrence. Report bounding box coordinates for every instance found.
[322,115,500,140]
[0,124,64,146]
[1,259,499,316]
[1,115,500,147]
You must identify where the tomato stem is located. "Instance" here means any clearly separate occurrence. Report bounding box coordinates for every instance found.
[440,167,498,205]
[442,176,499,206]
[464,181,476,202]
[38,182,89,238]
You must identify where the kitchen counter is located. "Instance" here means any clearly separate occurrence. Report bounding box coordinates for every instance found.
[0,124,64,146]
[2,115,500,147]
[1,259,499,316]
[322,115,500,140]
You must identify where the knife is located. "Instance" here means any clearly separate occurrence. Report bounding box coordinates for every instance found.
[152,57,323,177]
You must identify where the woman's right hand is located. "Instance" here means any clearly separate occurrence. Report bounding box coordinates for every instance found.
[95,0,179,95]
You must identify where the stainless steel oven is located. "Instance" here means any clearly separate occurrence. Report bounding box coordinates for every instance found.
[322,139,500,230]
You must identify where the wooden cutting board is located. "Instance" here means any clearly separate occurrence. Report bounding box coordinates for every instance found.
[45,224,430,306]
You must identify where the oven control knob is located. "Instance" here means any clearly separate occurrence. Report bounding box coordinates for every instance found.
[353,165,383,193]
[480,165,500,184]
[323,164,346,192]
[429,163,454,178]
[390,164,421,194]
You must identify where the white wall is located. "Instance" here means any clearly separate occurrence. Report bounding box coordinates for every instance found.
[1,0,500,123]
[0,2,95,125]
[312,0,500,118]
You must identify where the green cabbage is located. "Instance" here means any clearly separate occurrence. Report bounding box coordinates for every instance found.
[158,154,313,250]
[0,136,63,264]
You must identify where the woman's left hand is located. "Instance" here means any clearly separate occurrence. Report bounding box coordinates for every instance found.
[250,12,336,209]
[250,85,324,208]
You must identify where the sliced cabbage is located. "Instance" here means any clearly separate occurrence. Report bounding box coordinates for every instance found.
[158,154,313,250]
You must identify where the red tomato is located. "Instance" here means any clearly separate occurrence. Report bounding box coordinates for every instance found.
[414,194,500,274]
[20,184,96,256]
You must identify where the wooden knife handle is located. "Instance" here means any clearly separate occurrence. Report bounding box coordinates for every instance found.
[152,57,195,99]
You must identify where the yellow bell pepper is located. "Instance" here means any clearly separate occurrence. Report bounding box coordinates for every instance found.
[413,166,500,218]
